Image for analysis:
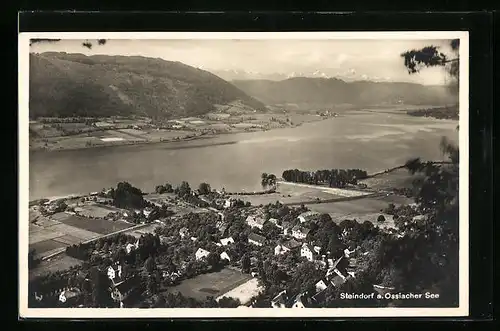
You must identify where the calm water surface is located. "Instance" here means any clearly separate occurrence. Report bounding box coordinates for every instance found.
[29,111,459,200]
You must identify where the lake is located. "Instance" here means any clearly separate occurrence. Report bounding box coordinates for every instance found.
[29,111,459,200]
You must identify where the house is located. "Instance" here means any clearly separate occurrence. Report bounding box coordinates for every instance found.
[268,218,282,228]
[246,215,267,229]
[343,247,357,258]
[179,227,189,239]
[220,237,235,246]
[326,256,348,282]
[126,239,140,254]
[297,211,320,223]
[110,275,141,308]
[271,290,288,308]
[143,207,154,218]
[248,233,266,247]
[275,239,302,255]
[274,244,287,255]
[107,264,124,285]
[220,251,231,262]
[315,279,328,293]
[300,243,316,261]
[292,225,311,240]
[313,246,322,254]
[223,198,236,209]
[291,294,307,308]
[195,248,210,261]
[282,222,293,236]
[58,288,81,304]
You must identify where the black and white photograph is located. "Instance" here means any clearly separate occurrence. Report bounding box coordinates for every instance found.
[19,32,469,318]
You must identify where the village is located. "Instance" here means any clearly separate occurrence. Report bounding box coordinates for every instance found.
[28,173,422,309]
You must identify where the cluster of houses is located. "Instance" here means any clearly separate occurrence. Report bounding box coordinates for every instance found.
[270,247,365,308]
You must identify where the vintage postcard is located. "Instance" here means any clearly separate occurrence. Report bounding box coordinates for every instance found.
[19,31,469,318]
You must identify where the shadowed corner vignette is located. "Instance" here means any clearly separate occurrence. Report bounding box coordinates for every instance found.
[25,35,461,314]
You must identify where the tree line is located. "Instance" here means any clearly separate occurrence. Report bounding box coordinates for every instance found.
[282,168,368,188]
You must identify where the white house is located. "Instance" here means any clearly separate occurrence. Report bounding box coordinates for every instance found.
[223,198,235,209]
[179,227,189,239]
[271,290,288,308]
[107,264,123,284]
[220,251,231,262]
[297,211,320,223]
[220,237,235,246]
[195,248,210,261]
[59,288,81,303]
[275,239,302,255]
[143,207,154,218]
[274,244,289,255]
[315,279,328,293]
[291,294,306,308]
[292,226,311,240]
[125,239,140,254]
[300,243,316,262]
[246,215,267,229]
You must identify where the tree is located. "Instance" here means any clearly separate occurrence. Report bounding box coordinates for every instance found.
[241,254,251,273]
[144,256,156,273]
[198,182,211,195]
[377,215,386,223]
[155,185,166,194]
[261,173,277,189]
[176,181,191,197]
[206,252,221,270]
[28,249,40,269]
[217,296,241,308]
[147,276,158,295]
[113,182,145,209]
[401,39,459,95]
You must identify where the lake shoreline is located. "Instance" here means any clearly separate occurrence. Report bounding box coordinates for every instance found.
[28,115,329,154]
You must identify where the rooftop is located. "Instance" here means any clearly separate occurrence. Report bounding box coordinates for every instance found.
[248,232,266,243]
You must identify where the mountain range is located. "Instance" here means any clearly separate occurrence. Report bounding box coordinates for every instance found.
[231,77,457,107]
[29,52,267,119]
[29,52,457,119]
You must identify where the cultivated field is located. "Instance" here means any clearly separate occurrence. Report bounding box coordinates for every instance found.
[307,194,413,225]
[28,209,133,258]
[217,278,263,305]
[164,268,252,301]
[57,214,132,234]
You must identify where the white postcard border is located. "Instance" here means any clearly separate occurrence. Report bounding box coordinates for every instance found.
[18,31,469,319]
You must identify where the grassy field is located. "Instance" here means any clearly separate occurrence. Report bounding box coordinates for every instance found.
[230,184,346,206]
[75,203,123,219]
[307,194,413,225]
[164,268,252,301]
[30,239,66,255]
[360,168,423,191]
[29,255,83,281]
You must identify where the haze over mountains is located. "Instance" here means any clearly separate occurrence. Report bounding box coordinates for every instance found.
[29,52,266,119]
[231,78,457,107]
[213,68,376,82]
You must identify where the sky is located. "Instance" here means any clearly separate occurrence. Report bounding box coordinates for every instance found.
[30,39,457,85]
